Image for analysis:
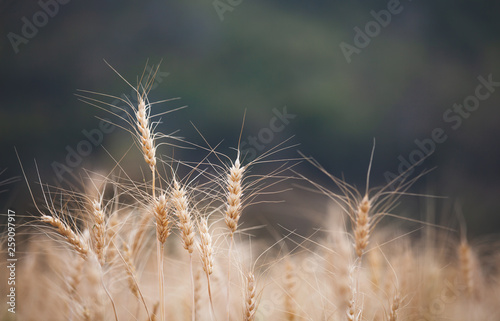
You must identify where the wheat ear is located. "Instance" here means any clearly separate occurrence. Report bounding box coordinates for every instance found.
[172,179,196,321]
[136,96,156,171]
[41,215,88,258]
[459,239,475,296]
[147,301,159,321]
[131,211,153,255]
[346,297,356,321]
[346,267,360,321]
[66,256,85,321]
[172,179,195,253]
[131,95,158,254]
[388,292,400,321]
[67,255,84,300]
[354,195,371,257]
[224,154,244,235]
[91,199,107,265]
[105,214,120,263]
[153,194,170,321]
[244,272,257,321]
[368,249,382,292]
[193,268,202,321]
[154,194,171,244]
[122,243,139,298]
[224,153,245,321]
[198,217,214,276]
[197,217,215,320]
[82,306,91,321]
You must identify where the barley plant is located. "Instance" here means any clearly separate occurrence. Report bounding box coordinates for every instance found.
[1,65,500,321]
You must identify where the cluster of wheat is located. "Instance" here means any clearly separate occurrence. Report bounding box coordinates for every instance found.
[2,66,500,321]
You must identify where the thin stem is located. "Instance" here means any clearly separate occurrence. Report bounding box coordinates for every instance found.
[206,273,216,321]
[101,271,119,321]
[157,240,165,321]
[226,234,234,321]
[152,170,156,198]
[190,255,195,321]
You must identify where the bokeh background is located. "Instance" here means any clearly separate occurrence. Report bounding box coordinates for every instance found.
[1,0,499,236]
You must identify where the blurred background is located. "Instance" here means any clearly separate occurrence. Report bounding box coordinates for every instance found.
[1,0,499,237]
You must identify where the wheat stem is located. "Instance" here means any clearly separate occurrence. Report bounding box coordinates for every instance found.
[157,240,165,321]
[224,153,244,321]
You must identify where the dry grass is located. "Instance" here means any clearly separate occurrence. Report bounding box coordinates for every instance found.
[3,65,500,321]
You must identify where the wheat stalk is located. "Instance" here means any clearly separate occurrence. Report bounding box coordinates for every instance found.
[224,153,245,321]
[171,179,196,320]
[197,217,215,320]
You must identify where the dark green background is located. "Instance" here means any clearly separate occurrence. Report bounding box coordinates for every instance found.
[1,1,499,237]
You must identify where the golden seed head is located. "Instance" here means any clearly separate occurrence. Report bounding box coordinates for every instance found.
[154,194,171,244]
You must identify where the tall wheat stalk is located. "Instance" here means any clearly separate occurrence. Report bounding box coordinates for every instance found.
[224,151,245,320]
[172,179,196,320]
[198,217,215,321]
